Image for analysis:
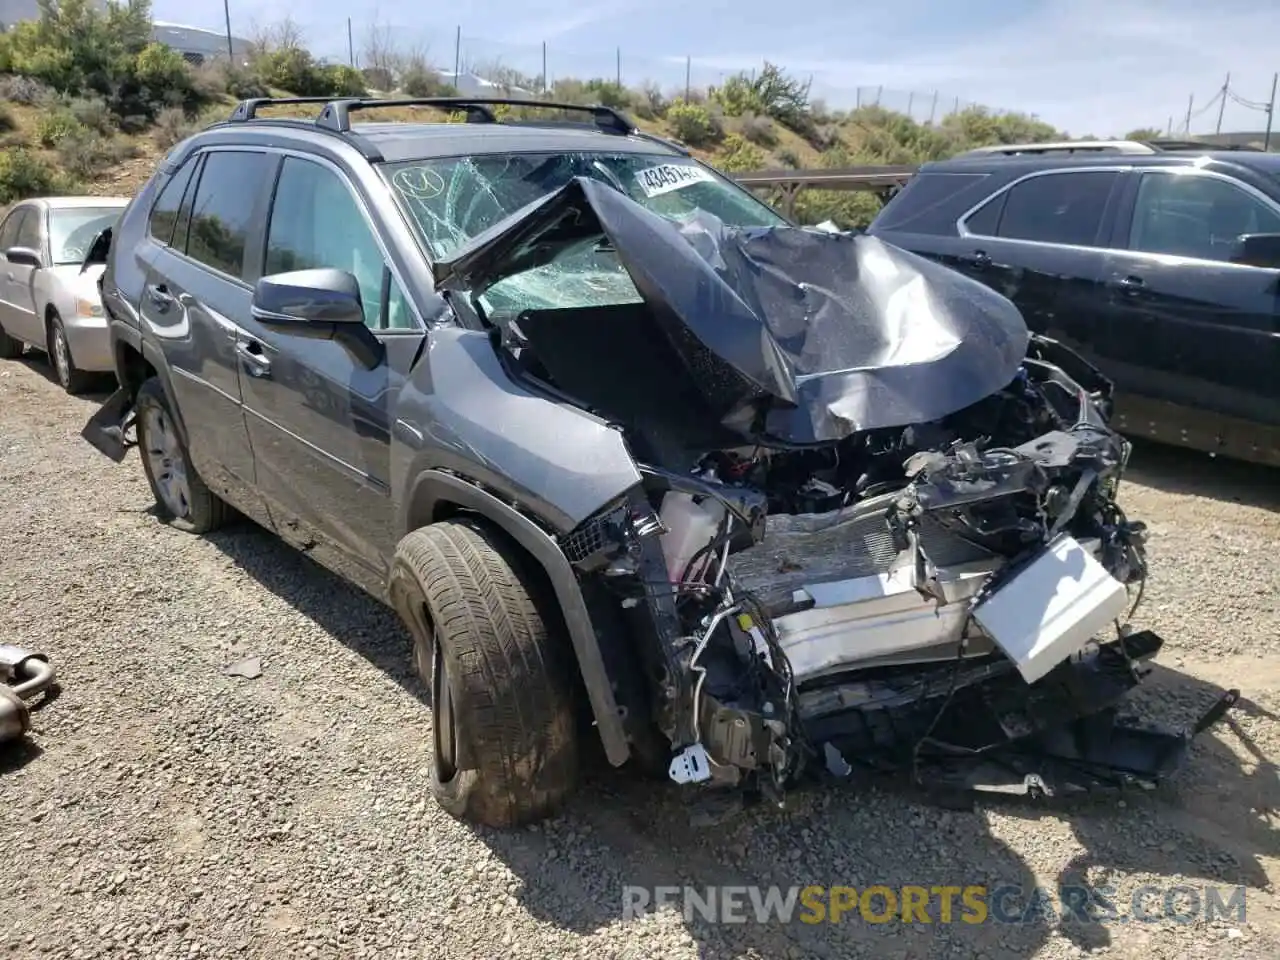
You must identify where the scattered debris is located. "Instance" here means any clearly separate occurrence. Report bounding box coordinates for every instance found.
[223,656,262,680]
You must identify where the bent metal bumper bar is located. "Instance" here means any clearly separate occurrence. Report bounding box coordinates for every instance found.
[0,644,56,745]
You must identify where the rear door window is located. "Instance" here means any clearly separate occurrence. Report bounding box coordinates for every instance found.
[1127,172,1280,262]
[970,170,1119,246]
[184,150,273,279]
[148,158,198,246]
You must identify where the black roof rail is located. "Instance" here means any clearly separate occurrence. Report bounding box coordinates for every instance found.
[313,97,638,135]
[228,96,337,122]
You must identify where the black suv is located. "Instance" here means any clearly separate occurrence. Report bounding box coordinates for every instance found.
[866,140,1280,467]
[81,99,1226,827]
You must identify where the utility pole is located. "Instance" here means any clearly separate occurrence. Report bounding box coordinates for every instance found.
[1166,115,1173,136]
[1265,72,1278,151]
[453,26,461,81]
[346,18,354,67]
[541,42,547,93]
[1215,72,1230,133]
[1184,93,1194,136]
[684,56,690,101]
[928,90,938,124]
[222,0,233,62]
[875,84,882,106]
[906,91,914,118]
[616,47,621,86]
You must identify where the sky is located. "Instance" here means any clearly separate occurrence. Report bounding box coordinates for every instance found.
[151,0,1280,137]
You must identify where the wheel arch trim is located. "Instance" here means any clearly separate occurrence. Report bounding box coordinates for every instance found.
[402,468,631,767]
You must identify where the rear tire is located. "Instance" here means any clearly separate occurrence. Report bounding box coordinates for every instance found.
[0,324,22,360]
[135,376,229,534]
[389,518,579,827]
[48,314,94,395]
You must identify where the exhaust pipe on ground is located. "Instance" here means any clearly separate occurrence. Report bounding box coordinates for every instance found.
[0,645,56,745]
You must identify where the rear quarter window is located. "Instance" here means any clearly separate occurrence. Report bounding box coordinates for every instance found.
[871,172,991,234]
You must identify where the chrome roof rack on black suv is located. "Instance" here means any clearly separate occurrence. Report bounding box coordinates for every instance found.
[956,138,1265,158]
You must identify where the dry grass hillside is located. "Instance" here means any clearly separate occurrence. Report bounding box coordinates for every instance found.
[1,2,1153,227]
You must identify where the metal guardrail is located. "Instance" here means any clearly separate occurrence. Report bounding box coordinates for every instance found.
[729,165,918,217]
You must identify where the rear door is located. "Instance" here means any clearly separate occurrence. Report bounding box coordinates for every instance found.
[236,152,424,584]
[0,204,46,344]
[952,168,1125,356]
[1102,167,1280,426]
[141,147,275,519]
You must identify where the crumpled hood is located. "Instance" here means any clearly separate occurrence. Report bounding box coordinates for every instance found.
[432,176,1030,444]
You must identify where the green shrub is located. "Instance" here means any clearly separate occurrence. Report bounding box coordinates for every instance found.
[632,82,666,121]
[0,0,212,123]
[54,128,137,179]
[192,60,269,101]
[35,108,83,147]
[583,79,631,110]
[0,73,54,105]
[401,64,458,98]
[666,98,720,147]
[0,148,67,204]
[738,112,777,147]
[711,63,812,134]
[254,47,368,97]
[775,147,801,168]
[711,133,766,173]
[67,95,116,134]
[0,104,14,133]
[152,106,200,150]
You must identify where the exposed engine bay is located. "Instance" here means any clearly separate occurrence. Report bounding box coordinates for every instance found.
[433,175,1237,806]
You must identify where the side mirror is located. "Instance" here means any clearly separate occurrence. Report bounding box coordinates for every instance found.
[3,246,42,269]
[250,268,384,370]
[251,268,367,326]
[1232,233,1280,269]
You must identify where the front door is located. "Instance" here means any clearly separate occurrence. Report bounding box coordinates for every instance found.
[235,153,425,588]
[0,205,45,345]
[1103,168,1280,427]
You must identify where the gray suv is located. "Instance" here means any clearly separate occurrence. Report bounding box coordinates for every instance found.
[81,97,1232,827]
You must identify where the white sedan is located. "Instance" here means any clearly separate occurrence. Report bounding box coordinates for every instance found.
[0,196,129,394]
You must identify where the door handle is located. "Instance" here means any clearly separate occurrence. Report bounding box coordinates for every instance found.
[1116,275,1145,294]
[235,339,271,378]
[972,250,992,269]
[4,273,13,283]
[146,283,174,310]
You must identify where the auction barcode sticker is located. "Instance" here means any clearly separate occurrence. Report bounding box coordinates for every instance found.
[634,163,716,198]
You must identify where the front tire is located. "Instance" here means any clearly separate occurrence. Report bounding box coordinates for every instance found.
[135,377,229,534]
[389,519,579,827]
[48,314,94,395]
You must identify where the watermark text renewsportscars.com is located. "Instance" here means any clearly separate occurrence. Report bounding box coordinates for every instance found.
[621,884,1247,925]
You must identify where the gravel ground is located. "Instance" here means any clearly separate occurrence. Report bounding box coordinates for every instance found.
[2,354,1280,960]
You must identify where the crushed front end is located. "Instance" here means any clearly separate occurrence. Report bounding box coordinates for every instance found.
[561,342,1234,805]
[433,175,1235,805]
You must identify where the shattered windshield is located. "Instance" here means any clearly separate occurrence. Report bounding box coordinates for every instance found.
[383,152,784,259]
[381,152,786,314]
